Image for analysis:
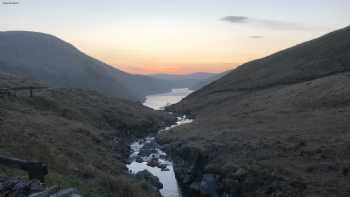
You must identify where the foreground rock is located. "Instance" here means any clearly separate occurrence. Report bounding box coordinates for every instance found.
[0,177,83,197]
[0,177,44,197]
[30,188,83,197]
[135,170,163,190]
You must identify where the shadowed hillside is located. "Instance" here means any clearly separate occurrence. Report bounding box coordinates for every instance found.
[0,72,175,197]
[0,31,173,101]
[160,26,350,197]
[172,26,350,114]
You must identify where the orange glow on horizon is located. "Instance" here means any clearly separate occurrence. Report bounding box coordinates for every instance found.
[66,24,330,75]
[66,23,288,75]
[114,62,237,75]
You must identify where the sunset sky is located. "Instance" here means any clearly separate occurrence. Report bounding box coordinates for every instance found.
[1,0,350,74]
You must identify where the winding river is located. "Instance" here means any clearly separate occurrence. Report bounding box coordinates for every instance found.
[127,88,193,197]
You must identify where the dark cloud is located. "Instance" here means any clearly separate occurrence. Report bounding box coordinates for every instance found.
[221,16,249,23]
[220,16,319,31]
[250,35,263,39]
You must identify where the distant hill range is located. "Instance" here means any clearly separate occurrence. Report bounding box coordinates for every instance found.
[189,71,230,90]
[150,72,228,90]
[0,31,174,101]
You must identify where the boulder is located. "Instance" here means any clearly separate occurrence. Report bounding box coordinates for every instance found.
[29,186,60,197]
[49,188,82,197]
[319,161,337,173]
[0,177,45,197]
[147,158,161,168]
[135,156,144,163]
[135,170,163,189]
[199,174,219,197]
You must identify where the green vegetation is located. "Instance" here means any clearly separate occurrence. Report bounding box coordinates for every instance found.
[0,73,175,196]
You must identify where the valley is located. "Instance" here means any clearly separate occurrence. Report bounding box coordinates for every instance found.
[0,4,349,196]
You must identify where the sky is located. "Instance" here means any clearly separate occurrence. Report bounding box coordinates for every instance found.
[1,0,350,74]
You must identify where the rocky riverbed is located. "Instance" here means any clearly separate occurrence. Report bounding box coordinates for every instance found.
[127,116,193,197]
[126,88,193,197]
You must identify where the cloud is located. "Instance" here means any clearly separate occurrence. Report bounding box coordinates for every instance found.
[250,35,263,39]
[221,16,249,23]
[220,16,319,31]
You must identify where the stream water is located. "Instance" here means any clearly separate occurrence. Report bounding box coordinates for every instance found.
[127,88,193,197]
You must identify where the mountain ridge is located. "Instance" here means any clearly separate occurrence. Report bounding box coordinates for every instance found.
[0,31,173,101]
[172,25,350,113]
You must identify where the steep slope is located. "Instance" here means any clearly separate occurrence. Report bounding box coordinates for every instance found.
[0,72,175,197]
[0,31,172,101]
[172,26,350,114]
[160,26,350,197]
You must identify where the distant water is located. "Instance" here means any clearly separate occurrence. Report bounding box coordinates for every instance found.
[143,88,193,110]
[127,88,193,197]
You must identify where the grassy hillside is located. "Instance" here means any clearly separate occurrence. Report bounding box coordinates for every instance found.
[172,26,350,114]
[160,26,350,196]
[0,73,175,197]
